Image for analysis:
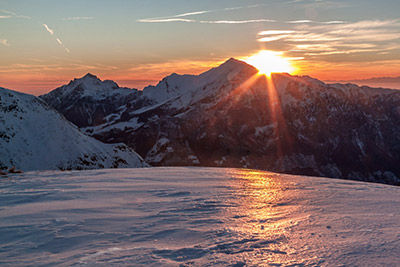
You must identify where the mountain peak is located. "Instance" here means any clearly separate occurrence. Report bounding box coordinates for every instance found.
[213,57,257,75]
[81,73,100,80]
[222,57,252,68]
[226,57,242,63]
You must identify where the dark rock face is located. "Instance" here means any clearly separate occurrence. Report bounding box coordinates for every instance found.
[41,60,400,185]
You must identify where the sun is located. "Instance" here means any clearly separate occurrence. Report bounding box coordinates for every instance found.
[243,50,295,76]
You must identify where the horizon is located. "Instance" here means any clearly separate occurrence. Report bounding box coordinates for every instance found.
[1,0,400,94]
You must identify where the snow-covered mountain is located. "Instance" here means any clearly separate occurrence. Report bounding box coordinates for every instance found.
[40,73,143,128]
[41,59,400,185]
[1,167,399,266]
[0,87,148,171]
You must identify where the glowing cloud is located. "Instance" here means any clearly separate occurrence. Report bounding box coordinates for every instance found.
[259,30,296,35]
[0,39,10,46]
[257,19,400,56]
[43,24,54,35]
[42,23,70,53]
[56,38,70,53]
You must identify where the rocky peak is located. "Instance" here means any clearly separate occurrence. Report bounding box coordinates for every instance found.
[82,73,99,80]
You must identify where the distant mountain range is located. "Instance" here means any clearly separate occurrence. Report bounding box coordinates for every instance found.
[0,87,148,171]
[37,58,400,185]
[328,76,400,90]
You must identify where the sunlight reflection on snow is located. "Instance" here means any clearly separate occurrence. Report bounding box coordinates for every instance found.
[0,168,399,266]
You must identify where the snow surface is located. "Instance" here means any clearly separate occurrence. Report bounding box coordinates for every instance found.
[0,87,148,171]
[0,167,399,266]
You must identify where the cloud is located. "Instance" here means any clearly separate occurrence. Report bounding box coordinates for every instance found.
[173,10,213,18]
[56,38,70,53]
[0,15,12,19]
[224,7,244,11]
[137,18,196,23]
[0,9,17,16]
[0,39,10,46]
[287,20,346,24]
[138,6,274,24]
[0,9,30,19]
[62,16,94,21]
[200,19,274,24]
[257,19,400,58]
[281,0,304,4]
[139,10,215,22]
[139,18,272,24]
[292,0,350,9]
[42,23,70,53]
[43,24,54,35]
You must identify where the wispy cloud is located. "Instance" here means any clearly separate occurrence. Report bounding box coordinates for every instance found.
[138,18,196,23]
[281,0,304,4]
[0,15,12,19]
[257,19,400,57]
[259,30,296,35]
[0,9,16,15]
[138,6,274,24]
[43,24,54,35]
[139,18,272,24]
[200,19,274,24]
[56,38,70,53]
[62,16,94,21]
[280,0,350,9]
[42,23,70,53]
[172,10,212,18]
[0,9,30,19]
[0,39,10,46]
[139,10,215,22]
[224,7,244,11]
[287,20,346,24]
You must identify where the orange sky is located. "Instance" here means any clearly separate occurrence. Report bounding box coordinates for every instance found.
[1,0,399,95]
[1,56,399,96]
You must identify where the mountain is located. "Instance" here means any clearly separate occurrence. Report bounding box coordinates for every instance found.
[328,76,400,90]
[41,59,400,185]
[0,87,148,171]
[40,73,144,128]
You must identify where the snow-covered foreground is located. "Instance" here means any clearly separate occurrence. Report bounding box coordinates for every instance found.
[0,167,399,266]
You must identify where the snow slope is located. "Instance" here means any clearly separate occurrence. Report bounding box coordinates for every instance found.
[0,167,399,266]
[0,87,148,171]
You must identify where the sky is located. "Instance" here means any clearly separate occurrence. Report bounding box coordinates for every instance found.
[1,0,400,95]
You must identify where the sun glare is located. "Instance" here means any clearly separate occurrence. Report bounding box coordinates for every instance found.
[243,50,295,76]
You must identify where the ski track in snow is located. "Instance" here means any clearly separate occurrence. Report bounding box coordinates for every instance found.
[0,167,399,266]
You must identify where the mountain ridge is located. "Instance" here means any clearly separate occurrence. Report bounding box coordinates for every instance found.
[36,58,400,185]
